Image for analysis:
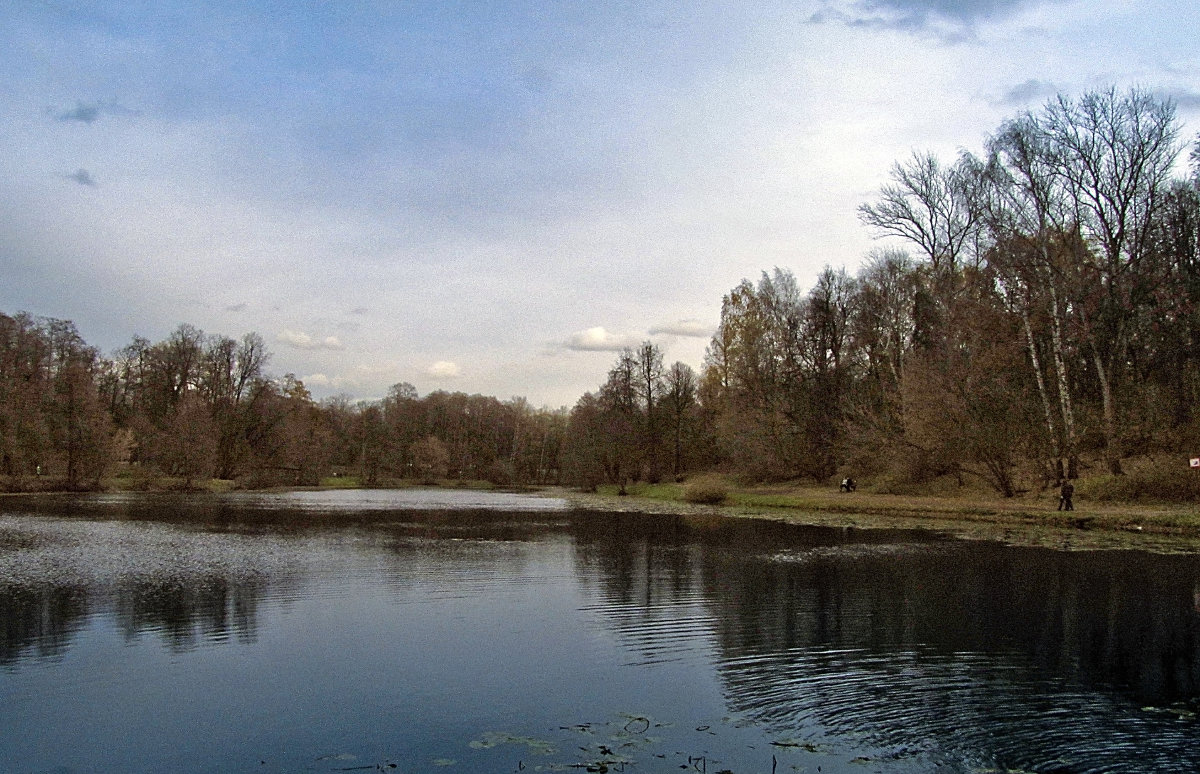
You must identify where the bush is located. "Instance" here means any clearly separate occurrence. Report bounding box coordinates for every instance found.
[485,459,515,487]
[682,474,729,504]
[1076,457,1200,503]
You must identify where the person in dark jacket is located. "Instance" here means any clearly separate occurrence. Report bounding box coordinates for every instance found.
[1057,479,1074,511]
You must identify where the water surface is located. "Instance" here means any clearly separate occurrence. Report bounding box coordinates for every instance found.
[2,489,1198,773]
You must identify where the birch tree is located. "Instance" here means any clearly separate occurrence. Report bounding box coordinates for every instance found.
[1042,88,1181,473]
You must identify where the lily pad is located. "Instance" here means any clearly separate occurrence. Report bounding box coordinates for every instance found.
[469,731,557,755]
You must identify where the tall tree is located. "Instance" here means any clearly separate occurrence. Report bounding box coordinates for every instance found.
[973,116,1083,478]
[662,361,699,478]
[51,356,113,489]
[0,313,52,478]
[634,341,666,481]
[1042,88,1182,473]
[799,267,855,479]
[859,151,980,276]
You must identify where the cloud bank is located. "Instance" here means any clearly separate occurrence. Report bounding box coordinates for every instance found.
[276,330,343,351]
[565,327,642,352]
[426,360,461,378]
[808,0,1062,40]
[649,319,715,338]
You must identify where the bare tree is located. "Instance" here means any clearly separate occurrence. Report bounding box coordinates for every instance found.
[634,341,666,480]
[975,115,1082,478]
[859,151,980,275]
[662,361,698,478]
[411,435,450,483]
[1043,88,1182,473]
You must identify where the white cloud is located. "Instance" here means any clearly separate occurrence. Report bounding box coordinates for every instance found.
[296,363,402,396]
[427,360,461,378]
[649,319,715,338]
[276,329,343,350]
[4,0,1193,411]
[565,326,641,352]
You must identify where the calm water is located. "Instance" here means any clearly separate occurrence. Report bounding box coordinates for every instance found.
[2,490,1199,773]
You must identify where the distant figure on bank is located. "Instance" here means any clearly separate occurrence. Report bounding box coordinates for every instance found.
[1057,479,1074,511]
[840,477,856,493]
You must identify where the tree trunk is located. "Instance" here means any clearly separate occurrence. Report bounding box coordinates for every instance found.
[1047,285,1080,478]
[1020,307,1059,469]
[1092,349,1123,475]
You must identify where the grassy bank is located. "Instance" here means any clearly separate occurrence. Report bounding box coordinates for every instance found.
[567,476,1200,552]
[11,469,1200,551]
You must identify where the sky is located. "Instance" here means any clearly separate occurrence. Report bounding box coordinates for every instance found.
[2,0,1198,409]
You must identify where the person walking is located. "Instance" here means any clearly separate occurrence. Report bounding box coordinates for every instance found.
[1057,479,1074,511]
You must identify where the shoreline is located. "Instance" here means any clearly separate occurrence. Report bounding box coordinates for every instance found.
[6,478,1200,553]
[547,486,1200,553]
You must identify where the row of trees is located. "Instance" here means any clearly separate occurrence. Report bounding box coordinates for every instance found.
[0,315,567,490]
[563,88,1200,495]
[5,87,1196,496]
[683,87,1199,494]
[562,342,716,491]
[326,386,565,486]
[0,313,112,487]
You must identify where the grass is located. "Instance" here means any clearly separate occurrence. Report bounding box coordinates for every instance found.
[18,464,1200,550]
[581,473,1200,550]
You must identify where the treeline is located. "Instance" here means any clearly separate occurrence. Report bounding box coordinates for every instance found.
[0,316,566,490]
[566,87,1200,496]
[5,87,1199,496]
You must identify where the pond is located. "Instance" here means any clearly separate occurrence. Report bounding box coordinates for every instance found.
[1,489,1198,773]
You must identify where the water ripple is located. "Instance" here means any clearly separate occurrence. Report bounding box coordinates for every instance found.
[717,646,1200,773]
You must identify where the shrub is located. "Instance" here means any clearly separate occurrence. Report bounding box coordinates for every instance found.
[485,459,515,487]
[682,474,729,504]
[1076,457,1200,503]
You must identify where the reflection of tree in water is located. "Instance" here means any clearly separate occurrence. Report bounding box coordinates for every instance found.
[0,583,90,663]
[0,510,317,662]
[570,513,1200,771]
[0,504,570,664]
[705,543,1200,702]
[570,512,719,665]
[704,543,1200,770]
[111,575,267,650]
[0,574,278,663]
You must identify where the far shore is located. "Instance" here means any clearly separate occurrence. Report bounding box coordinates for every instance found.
[5,474,1200,552]
[548,481,1200,553]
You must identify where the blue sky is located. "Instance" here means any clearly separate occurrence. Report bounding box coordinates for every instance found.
[3,0,1198,407]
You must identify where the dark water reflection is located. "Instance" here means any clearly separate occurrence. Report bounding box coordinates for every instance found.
[2,491,1199,773]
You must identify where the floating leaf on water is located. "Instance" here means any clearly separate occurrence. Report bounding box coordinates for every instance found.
[561,724,594,734]
[468,732,556,755]
[618,714,651,734]
[1142,705,1197,720]
[770,739,823,753]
